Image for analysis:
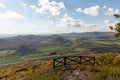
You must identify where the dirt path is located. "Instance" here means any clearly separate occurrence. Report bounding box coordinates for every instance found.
[63,69,93,80]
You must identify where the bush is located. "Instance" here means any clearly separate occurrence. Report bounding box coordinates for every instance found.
[96,52,116,65]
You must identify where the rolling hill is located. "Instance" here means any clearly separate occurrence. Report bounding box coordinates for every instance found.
[0,32,119,65]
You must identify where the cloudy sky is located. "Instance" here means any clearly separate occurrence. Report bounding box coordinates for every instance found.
[0,0,119,34]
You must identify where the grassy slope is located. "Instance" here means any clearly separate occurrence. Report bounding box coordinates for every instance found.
[0,60,51,80]
[24,52,120,80]
[0,52,120,80]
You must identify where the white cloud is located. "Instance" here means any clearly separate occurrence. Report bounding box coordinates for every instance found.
[102,6,119,16]
[0,29,17,34]
[29,5,37,9]
[104,19,115,26]
[50,21,54,24]
[75,8,82,13]
[0,10,24,18]
[83,5,101,16]
[0,3,6,8]
[21,3,27,7]
[58,14,97,28]
[76,5,119,16]
[86,24,98,27]
[30,0,65,16]
[58,14,81,27]
[38,0,49,6]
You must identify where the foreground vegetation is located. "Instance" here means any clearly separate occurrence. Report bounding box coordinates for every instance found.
[0,52,120,80]
[0,61,51,80]
[92,66,120,80]
[23,52,120,80]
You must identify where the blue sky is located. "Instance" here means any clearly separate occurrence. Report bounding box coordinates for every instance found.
[0,0,119,34]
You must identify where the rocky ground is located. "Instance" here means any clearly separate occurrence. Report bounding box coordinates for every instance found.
[63,68,93,80]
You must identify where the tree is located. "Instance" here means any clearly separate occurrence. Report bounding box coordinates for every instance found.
[109,14,120,37]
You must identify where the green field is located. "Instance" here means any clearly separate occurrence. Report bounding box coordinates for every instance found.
[36,44,66,52]
[0,35,120,66]
[0,50,16,57]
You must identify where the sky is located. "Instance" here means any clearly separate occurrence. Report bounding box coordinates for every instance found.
[0,0,120,34]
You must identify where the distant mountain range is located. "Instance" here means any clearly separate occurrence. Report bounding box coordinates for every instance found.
[0,34,18,38]
[0,31,114,50]
[0,31,118,57]
[0,32,114,38]
[60,32,114,38]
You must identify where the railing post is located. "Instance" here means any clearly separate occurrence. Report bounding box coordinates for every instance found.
[53,59,55,69]
[93,57,95,66]
[64,57,67,68]
[79,56,82,65]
